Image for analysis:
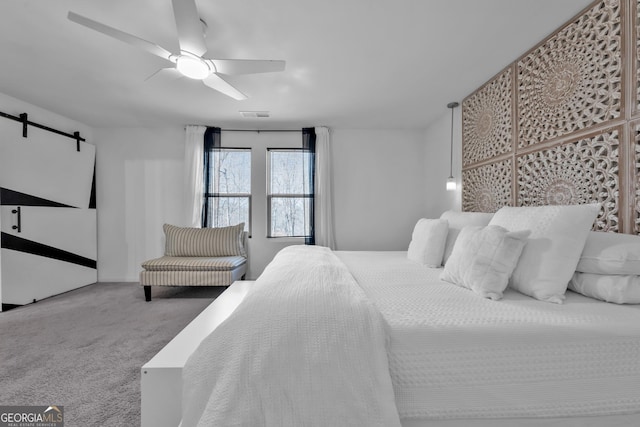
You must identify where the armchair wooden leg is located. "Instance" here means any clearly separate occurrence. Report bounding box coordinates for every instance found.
[144,285,151,302]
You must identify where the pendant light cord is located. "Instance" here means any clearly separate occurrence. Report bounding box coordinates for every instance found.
[449,106,454,177]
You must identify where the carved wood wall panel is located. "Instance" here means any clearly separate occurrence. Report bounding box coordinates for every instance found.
[517,0,622,148]
[462,159,512,213]
[462,68,513,166]
[636,0,640,113]
[461,0,639,234]
[635,124,640,233]
[517,130,620,232]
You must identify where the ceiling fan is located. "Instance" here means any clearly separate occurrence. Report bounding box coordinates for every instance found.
[67,0,286,100]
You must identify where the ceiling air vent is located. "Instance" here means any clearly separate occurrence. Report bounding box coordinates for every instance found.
[240,111,270,118]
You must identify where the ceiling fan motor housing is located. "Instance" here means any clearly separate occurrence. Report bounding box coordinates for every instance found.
[176,52,211,80]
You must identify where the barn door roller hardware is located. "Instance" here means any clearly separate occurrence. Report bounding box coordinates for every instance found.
[0,110,86,152]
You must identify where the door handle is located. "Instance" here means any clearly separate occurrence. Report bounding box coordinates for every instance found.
[11,206,21,233]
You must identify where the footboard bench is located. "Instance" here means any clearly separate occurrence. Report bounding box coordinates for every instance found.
[141,280,253,427]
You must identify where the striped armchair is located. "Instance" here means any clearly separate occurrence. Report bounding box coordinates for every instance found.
[139,223,247,301]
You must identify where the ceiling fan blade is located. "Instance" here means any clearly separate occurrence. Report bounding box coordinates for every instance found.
[144,67,183,82]
[210,59,286,75]
[202,74,248,100]
[68,12,175,62]
[171,0,207,56]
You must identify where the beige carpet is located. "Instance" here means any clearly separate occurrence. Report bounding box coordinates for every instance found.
[0,282,225,427]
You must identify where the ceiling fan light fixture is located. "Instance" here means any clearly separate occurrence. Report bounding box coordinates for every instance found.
[67,1,286,100]
[176,53,211,80]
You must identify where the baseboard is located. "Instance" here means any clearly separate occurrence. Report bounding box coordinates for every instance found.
[2,303,21,312]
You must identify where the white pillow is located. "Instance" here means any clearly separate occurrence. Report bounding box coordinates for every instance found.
[439,211,494,264]
[407,218,449,267]
[577,232,640,275]
[440,225,530,300]
[488,204,600,304]
[569,272,640,304]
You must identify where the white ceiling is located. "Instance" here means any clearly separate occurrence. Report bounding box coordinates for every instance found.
[0,0,593,130]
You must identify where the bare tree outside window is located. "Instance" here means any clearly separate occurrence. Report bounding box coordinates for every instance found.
[204,148,251,231]
[268,149,312,237]
[203,146,312,238]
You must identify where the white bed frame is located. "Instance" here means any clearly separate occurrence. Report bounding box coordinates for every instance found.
[140,280,640,427]
[140,281,253,427]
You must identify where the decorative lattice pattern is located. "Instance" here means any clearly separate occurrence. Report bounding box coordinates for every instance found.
[517,130,620,232]
[462,159,512,213]
[637,0,640,112]
[517,0,622,148]
[462,68,512,166]
[635,126,640,234]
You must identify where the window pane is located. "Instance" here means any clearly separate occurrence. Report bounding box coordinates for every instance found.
[205,196,250,230]
[270,197,312,237]
[269,150,312,195]
[211,149,251,194]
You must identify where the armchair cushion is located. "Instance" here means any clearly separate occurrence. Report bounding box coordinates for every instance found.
[163,223,246,257]
[142,256,246,272]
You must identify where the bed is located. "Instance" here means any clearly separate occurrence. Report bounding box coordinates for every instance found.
[141,206,640,427]
[339,251,640,426]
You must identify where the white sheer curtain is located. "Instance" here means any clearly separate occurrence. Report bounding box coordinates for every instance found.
[183,125,206,227]
[314,126,336,249]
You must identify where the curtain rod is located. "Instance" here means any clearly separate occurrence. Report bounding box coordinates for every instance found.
[221,129,302,133]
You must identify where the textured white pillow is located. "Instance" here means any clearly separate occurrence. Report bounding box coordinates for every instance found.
[407,218,449,267]
[569,272,640,304]
[439,211,494,264]
[489,204,600,304]
[440,225,530,300]
[577,232,640,275]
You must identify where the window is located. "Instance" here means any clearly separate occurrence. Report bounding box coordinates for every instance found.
[267,149,313,238]
[203,148,251,232]
[201,129,315,243]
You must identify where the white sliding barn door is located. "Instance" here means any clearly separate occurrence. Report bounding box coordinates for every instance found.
[0,119,97,309]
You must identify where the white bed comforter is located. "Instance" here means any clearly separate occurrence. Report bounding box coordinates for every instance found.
[337,251,640,421]
[181,245,401,427]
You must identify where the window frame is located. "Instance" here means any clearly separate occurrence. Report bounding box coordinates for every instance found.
[203,147,252,236]
[266,148,314,239]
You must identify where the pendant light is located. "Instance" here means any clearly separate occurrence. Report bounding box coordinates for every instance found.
[446,102,459,191]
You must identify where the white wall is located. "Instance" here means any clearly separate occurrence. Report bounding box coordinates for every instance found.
[93,127,184,282]
[94,127,437,281]
[422,109,462,218]
[0,93,462,283]
[331,129,428,250]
